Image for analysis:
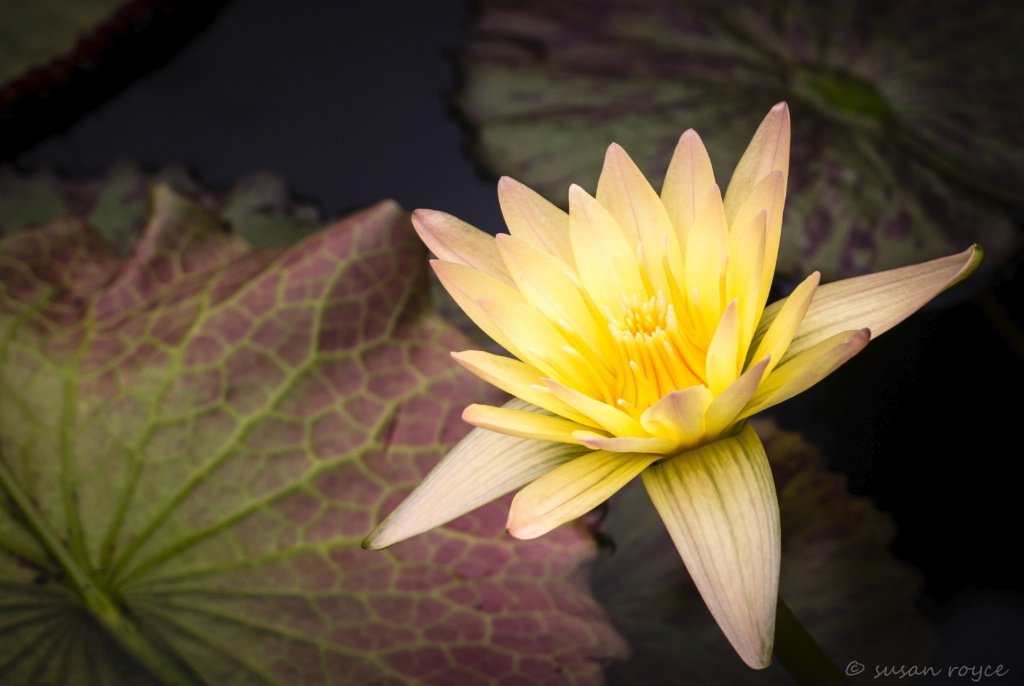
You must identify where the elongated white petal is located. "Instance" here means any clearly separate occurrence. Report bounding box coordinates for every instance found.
[508,450,657,539]
[364,422,589,549]
[498,176,576,269]
[642,424,780,669]
[463,402,588,444]
[757,246,982,365]
[739,329,870,419]
[412,209,514,286]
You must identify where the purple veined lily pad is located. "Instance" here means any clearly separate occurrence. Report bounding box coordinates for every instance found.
[0,183,628,684]
[455,0,1023,282]
[593,418,932,685]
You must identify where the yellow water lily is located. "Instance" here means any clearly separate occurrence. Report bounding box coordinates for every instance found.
[364,103,980,668]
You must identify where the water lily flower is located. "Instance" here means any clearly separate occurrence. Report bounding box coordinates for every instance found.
[364,103,980,669]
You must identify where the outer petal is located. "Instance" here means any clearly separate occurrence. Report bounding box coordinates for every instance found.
[642,424,780,669]
[412,209,514,286]
[757,245,982,365]
[364,421,589,549]
[739,329,870,419]
[498,176,576,270]
[508,450,657,539]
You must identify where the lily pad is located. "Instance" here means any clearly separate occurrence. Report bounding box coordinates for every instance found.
[0,186,627,684]
[456,0,1023,281]
[593,418,932,684]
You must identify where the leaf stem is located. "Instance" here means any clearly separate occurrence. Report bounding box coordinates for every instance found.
[774,595,851,685]
[0,457,201,686]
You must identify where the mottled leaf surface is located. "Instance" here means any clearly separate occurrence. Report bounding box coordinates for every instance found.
[593,418,932,684]
[457,0,1022,281]
[0,188,627,684]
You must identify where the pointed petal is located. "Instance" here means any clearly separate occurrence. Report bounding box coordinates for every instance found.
[495,234,614,362]
[642,424,780,669]
[568,184,648,311]
[639,384,714,447]
[498,176,576,269]
[723,102,790,225]
[686,184,730,328]
[596,143,683,296]
[544,378,648,438]
[452,350,601,429]
[749,271,820,378]
[364,428,588,549]
[704,356,770,438]
[508,450,657,539]
[572,431,679,455]
[662,129,717,245]
[463,401,589,444]
[725,208,766,354]
[757,246,982,366]
[728,171,785,310]
[432,260,525,357]
[706,299,741,396]
[739,329,870,419]
[412,209,514,286]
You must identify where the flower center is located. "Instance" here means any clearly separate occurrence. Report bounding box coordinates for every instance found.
[604,292,702,417]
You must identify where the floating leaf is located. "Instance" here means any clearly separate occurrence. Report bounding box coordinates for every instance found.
[0,187,627,684]
[457,0,1022,281]
[593,418,932,684]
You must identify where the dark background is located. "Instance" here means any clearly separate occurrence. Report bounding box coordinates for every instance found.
[7,0,1023,680]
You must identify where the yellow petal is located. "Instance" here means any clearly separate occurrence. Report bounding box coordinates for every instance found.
[508,450,657,539]
[452,350,601,429]
[463,401,589,444]
[739,329,870,419]
[642,424,780,669]
[686,184,730,330]
[498,176,576,270]
[639,384,714,447]
[568,184,648,312]
[477,298,605,397]
[705,299,741,396]
[757,246,982,366]
[728,171,785,311]
[572,431,679,455]
[431,260,526,357]
[364,426,588,549]
[596,143,683,296]
[749,271,820,378]
[723,102,790,226]
[662,129,717,246]
[495,234,614,364]
[543,378,648,438]
[725,208,766,354]
[412,209,514,286]
[704,356,770,439]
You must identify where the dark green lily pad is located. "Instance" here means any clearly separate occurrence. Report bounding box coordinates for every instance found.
[457,0,1023,281]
